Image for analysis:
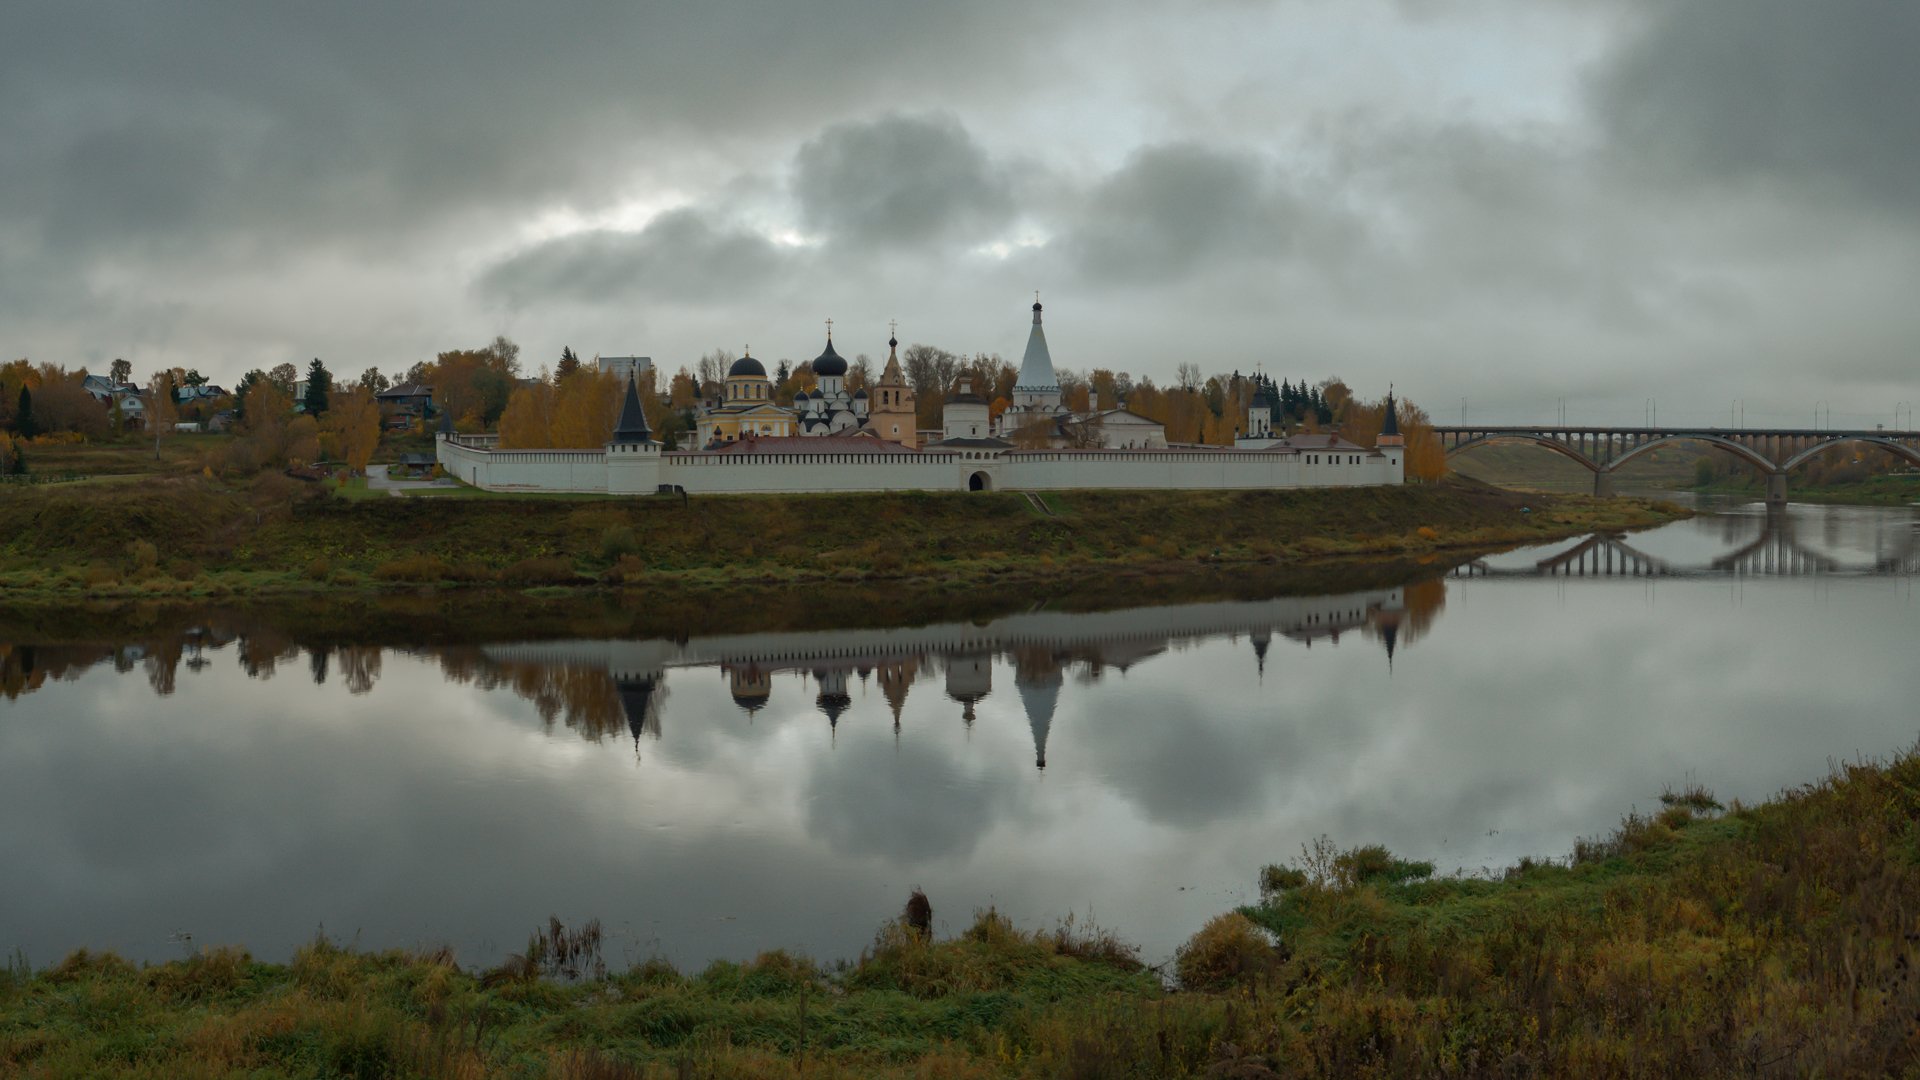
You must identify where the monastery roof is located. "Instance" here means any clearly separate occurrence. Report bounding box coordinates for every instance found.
[1014,299,1058,393]
[925,437,1012,450]
[702,435,919,455]
[1271,433,1374,452]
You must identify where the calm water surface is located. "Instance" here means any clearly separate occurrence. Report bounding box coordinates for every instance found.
[3,499,1916,970]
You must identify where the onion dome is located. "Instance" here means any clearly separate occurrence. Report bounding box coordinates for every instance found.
[812,337,848,377]
[853,388,868,399]
[728,352,767,379]
[794,388,811,402]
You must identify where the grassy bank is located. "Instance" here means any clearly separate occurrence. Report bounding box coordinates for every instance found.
[1694,472,1920,507]
[5,747,1915,1077]
[0,474,1685,601]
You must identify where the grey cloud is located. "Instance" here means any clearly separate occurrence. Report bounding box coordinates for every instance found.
[478,210,790,308]
[1594,1,1920,215]
[792,113,1016,249]
[1059,144,1357,285]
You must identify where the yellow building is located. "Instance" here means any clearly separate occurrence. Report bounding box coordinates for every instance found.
[866,332,918,448]
[696,351,794,448]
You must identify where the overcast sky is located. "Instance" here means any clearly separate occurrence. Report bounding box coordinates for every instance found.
[5,1,1915,426]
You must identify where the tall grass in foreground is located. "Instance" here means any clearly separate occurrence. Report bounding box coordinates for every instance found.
[4,748,1917,1077]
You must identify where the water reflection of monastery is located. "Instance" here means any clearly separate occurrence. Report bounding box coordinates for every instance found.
[477,588,1423,769]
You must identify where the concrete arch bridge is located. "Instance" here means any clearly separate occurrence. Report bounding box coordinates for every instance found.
[1434,426,1920,504]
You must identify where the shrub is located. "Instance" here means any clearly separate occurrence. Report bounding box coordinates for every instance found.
[126,539,159,575]
[1332,844,1434,888]
[497,556,576,585]
[372,554,453,582]
[1259,864,1309,900]
[1174,913,1276,991]
[598,524,638,562]
[304,557,331,581]
[603,554,646,584]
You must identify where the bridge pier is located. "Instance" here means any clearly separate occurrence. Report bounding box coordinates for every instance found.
[1593,471,1616,499]
[1765,472,1788,507]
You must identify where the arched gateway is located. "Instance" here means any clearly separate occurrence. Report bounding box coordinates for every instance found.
[968,471,992,492]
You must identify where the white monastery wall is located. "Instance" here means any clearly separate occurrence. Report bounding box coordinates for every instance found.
[438,436,1403,494]
[438,438,609,492]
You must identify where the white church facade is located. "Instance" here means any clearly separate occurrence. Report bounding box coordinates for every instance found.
[439,301,1405,495]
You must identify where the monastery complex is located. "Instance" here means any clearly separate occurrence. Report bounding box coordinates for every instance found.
[437,299,1405,495]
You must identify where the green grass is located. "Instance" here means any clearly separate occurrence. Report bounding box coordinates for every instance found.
[0,473,1690,601]
[6,748,1918,1077]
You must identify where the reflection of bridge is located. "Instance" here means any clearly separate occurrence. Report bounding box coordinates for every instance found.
[1435,426,1920,503]
[1454,516,1917,579]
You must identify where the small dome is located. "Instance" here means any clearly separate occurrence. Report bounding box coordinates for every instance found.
[794,388,811,401]
[729,354,767,379]
[812,339,848,377]
[853,388,868,399]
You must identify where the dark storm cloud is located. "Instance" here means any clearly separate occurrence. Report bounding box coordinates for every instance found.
[1594,1,1920,215]
[792,114,1017,249]
[479,210,791,307]
[0,2,1079,258]
[1058,144,1357,285]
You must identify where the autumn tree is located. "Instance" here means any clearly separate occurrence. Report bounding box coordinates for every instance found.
[549,368,622,447]
[268,362,299,395]
[357,367,390,393]
[497,380,556,449]
[109,358,133,386]
[147,370,177,459]
[319,388,382,473]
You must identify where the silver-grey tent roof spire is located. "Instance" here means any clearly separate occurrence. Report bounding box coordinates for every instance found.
[1014,295,1059,393]
[611,372,653,444]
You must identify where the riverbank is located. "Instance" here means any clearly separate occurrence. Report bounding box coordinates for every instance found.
[0,475,1685,601]
[4,746,1913,1077]
[1693,473,1920,507]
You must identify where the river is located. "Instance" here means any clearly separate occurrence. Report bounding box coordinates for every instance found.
[2,497,1915,971]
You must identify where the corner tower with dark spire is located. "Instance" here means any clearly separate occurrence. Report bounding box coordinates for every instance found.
[606,371,664,494]
[1374,385,1406,483]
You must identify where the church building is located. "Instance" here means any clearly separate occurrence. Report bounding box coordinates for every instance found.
[865,330,918,448]
[794,329,868,436]
[695,351,794,448]
[994,299,1168,450]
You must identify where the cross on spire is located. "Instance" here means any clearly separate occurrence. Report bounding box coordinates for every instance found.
[889,318,897,336]
[824,317,833,340]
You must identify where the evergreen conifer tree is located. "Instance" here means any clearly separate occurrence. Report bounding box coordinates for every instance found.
[15,385,34,438]
[304,358,332,416]
[556,347,581,381]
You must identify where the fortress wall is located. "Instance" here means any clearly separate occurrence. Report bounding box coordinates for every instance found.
[440,438,1404,494]
[1001,449,1399,490]
[659,453,959,493]
[438,438,609,492]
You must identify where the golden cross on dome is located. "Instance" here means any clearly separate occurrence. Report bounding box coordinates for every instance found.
[824,317,833,339]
